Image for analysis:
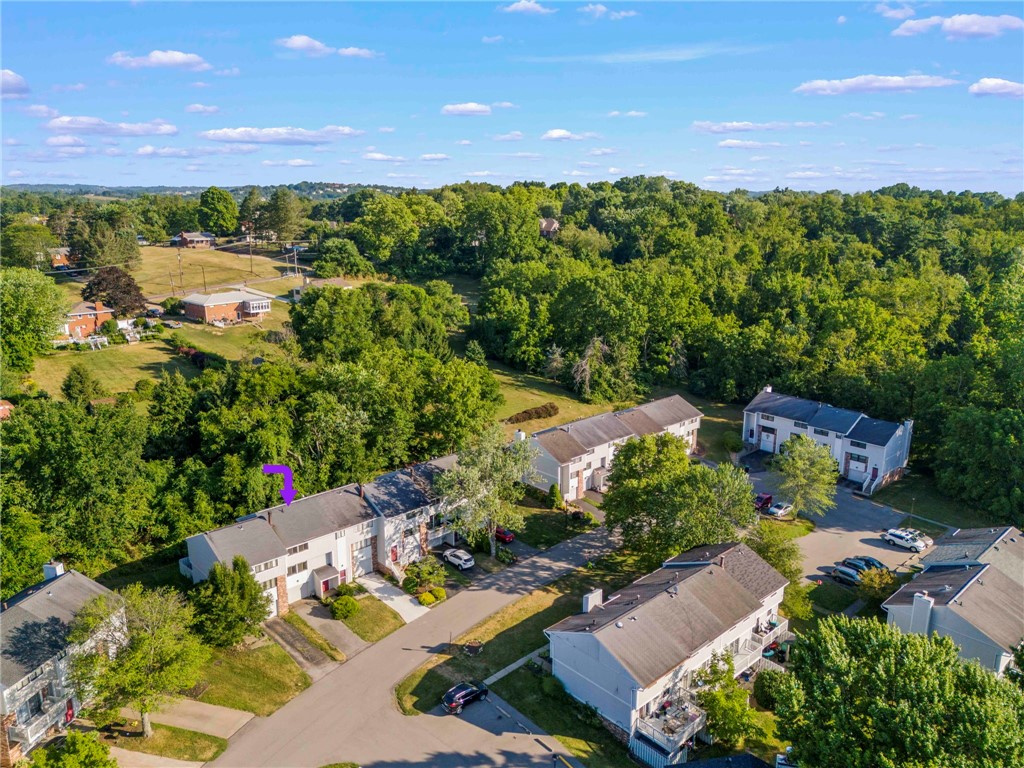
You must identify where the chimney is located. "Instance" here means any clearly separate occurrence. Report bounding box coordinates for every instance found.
[582,588,603,613]
[358,483,364,498]
[718,555,726,568]
[267,510,273,526]
[513,429,527,442]
[764,384,772,393]
[909,591,934,635]
[43,561,65,581]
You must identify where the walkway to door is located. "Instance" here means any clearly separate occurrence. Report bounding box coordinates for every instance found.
[357,572,430,623]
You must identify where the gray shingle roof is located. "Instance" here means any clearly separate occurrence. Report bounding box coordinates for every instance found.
[362,455,455,518]
[883,564,982,607]
[745,388,900,440]
[919,527,1022,579]
[846,416,901,447]
[182,290,268,307]
[197,518,287,568]
[257,484,376,547]
[546,543,786,687]
[1,571,113,686]
[630,395,703,428]
[534,429,588,465]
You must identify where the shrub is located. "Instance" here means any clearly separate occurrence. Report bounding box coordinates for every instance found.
[161,297,184,314]
[330,595,360,620]
[100,319,120,336]
[429,587,446,602]
[134,379,156,399]
[548,483,563,510]
[336,582,359,598]
[405,556,446,590]
[753,668,787,711]
[505,402,559,425]
[401,576,419,594]
[496,546,516,565]
[418,592,436,607]
[541,674,563,697]
[723,432,745,453]
[465,339,486,365]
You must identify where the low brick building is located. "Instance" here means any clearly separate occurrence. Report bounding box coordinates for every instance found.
[174,231,215,249]
[182,290,273,323]
[62,302,113,339]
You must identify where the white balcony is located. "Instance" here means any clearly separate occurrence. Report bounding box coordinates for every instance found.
[8,697,66,747]
[635,689,707,752]
[734,617,791,675]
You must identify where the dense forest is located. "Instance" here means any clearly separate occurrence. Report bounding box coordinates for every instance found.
[1,178,1022,598]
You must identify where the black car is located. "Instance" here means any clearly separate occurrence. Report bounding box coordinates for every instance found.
[841,557,872,574]
[442,681,488,714]
[855,555,887,572]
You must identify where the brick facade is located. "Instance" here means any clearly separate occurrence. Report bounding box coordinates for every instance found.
[65,302,114,339]
[0,714,23,768]
[275,575,289,616]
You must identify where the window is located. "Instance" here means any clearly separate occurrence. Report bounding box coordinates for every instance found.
[762,415,775,422]
[405,511,419,521]
[848,453,869,464]
[286,543,308,556]
[335,530,346,539]
[794,421,808,429]
[259,578,276,591]
[287,562,307,576]
[813,428,829,437]
[585,462,592,470]
[252,559,278,574]
[850,440,867,449]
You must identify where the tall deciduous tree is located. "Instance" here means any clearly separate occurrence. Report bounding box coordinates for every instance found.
[771,435,839,518]
[775,616,1024,768]
[694,651,763,748]
[435,422,538,557]
[264,186,303,243]
[744,519,812,619]
[82,266,146,317]
[190,555,270,647]
[1,223,58,269]
[0,478,53,600]
[0,267,69,372]
[70,585,209,738]
[237,186,264,237]
[29,731,118,768]
[197,186,239,236]
[604,433,757,567]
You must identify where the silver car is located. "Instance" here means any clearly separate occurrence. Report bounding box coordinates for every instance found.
[443,548,475,570]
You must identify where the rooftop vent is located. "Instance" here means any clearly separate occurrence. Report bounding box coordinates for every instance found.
[615,621,624,629]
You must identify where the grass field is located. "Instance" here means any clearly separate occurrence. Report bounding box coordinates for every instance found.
[654,388,745,464]
[197,644,310,716]
[696,707,788,764]
[283,612,346,662]
[807,581,858,613]
[516,497,598,550]
[30,342,197,397]
[341,594,405,643]
[873,473,992,529]
[99,722,227,762]
[133,244,291,297]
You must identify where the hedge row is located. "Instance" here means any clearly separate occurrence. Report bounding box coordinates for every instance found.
[505,402,559,425]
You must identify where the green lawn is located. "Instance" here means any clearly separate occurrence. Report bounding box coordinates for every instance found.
[654,388,745,464]
[396,550,645,715]
[132,244,290,297]
[342,594,405,642]
[516,497,599,550]
[95,547,190,592]
[768,515,817,542]
[30,342,196,397]
[873,473,993,529]
[493,667,634,768]
[807,581,858,613]
[197,644,311,716]
[283,612,346,662]
[99,722,227,762]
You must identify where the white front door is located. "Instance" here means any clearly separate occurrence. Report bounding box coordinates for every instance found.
[760,428,776,452]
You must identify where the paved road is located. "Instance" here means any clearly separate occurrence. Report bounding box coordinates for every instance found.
[214,527,617,768]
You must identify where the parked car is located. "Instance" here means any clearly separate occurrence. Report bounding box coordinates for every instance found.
[441,681,488,714]
[882,528,928,553]
[854,555,887,571]
[164,320,183,329]
[830,565,862,587]
[766,502,794,518]
[754,493,773,512]
[443,548,475,570]
[841,557,872,574]
[146,307,164,317]
[903,528,934,548]
[494,527,515,544]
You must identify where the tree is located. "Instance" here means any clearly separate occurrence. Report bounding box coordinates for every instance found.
[237,186,264,237]
[857,567,899,608]
[1,223,58,269]
[29,730,118,768]
[434,422,538,557]
[0,268,69,372]
[313,238,374,278]
[745,519,812,619]
[547,483,563,510]
[82,266,146,317]
[603,433,756,567]
[350,195,419,265]
[775,616,1024,768]
[190,555,270,646]
[771,435,839,518]
[61,363,108,406]
[694,651,762,748]
[264,186,303,243]
[197,186,239,236]
[0,478,53,600]
[70,584,209,738]
[1008,642,1024,693]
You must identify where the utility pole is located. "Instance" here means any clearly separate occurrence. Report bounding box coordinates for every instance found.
[177,247,184,292]
[168,273,176,296]
[200,265,207,292]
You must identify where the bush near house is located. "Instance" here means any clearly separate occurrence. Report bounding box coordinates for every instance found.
[753,668,787,711]
[430,587,446,602]
[329,595,360,620]
[418,592,436,607]
[404,556,447,592]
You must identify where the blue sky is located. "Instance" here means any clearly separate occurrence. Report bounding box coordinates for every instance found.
[2,2,1022,193]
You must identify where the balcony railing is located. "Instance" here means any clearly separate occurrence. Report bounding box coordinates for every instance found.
[8,697,66,747]
[636,698,707,752]
[734,618,790,675]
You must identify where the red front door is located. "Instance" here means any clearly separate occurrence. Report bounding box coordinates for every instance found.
[321,579,329,594]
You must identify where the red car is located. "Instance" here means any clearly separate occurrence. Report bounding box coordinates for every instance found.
[754,493,773,513]
[494,527,515,544]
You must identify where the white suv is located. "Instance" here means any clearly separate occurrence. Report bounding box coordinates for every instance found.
[882,528,928,552]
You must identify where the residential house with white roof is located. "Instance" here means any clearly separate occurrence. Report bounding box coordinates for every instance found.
[545,543,790,768]
[742,386,913,494]
[182,289,273,324]
[883,526,1023,675]
[530,395,703,502]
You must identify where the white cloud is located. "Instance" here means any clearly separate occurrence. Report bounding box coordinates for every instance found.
[214,67,241,77]
[845,111,886,120]
[501,1,557,14]
[53,82,86,92]
[386,172,425,179]
[968,78,1024,99]
[363,151,405,161]
[3,138,22,146]
[541,128,586,141]
[338,47,379,58]
[199,125,363,144]
[693,120,788,133]
[441,102,492,116]
[276,35,335,56]
[589,147,617,156]
[185,103,220,114]
[482,35,504,44]
[191,82,211,88]
[875,4,915,21]
[467,170,502,177]
[492,101,517,108]
[786,170,826,179]
[378,126,396,133]
[261,159,315,167]
[46,115,178,136]
[136,144,260,158]
[108,50,211,71]
[564,169,591,176]
[456,139,473,145]
[420,153,451,161]
[749,155,770,161]
[45,135,84,147]
[799,141,814,146]
[610,11,638,20]
[577,161,599,168]
[579,4,607,18]
[837,15,847,24]
[607,166,623,173]
[23,104,59,118]
[718,139,784,148]
[505,151,542,159]
[7,169,25,178]
[794,74,959,95]
[102,148,123,156]
[900,113,921,120]
[893,14,1024,39]
[524,43,758,65]
[184,165,205,172]
[494,130,524,141]
[653,170,676,177]
[607,110,647,117]
[1,69,29,100]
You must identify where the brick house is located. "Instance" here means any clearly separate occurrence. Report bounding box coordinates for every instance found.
[174,232,215,249]
[62,302,114,339]
[181,290,273,323]
[540,218,560,238]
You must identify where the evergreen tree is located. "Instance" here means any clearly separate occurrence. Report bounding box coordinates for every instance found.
[190,555,271,647]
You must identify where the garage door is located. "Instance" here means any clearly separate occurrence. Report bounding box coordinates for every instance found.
[353,543,373,576]
[759,428,776,452]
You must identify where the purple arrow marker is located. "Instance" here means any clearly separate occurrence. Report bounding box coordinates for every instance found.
[262,464,296,506]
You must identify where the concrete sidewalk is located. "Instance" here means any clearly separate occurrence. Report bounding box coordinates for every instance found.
[107,746,204,768]
[121,698,253,740]
[357,572,428,623]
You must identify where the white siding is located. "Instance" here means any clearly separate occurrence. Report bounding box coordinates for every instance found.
[184,536,220,583]
[887,603,1013,674]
